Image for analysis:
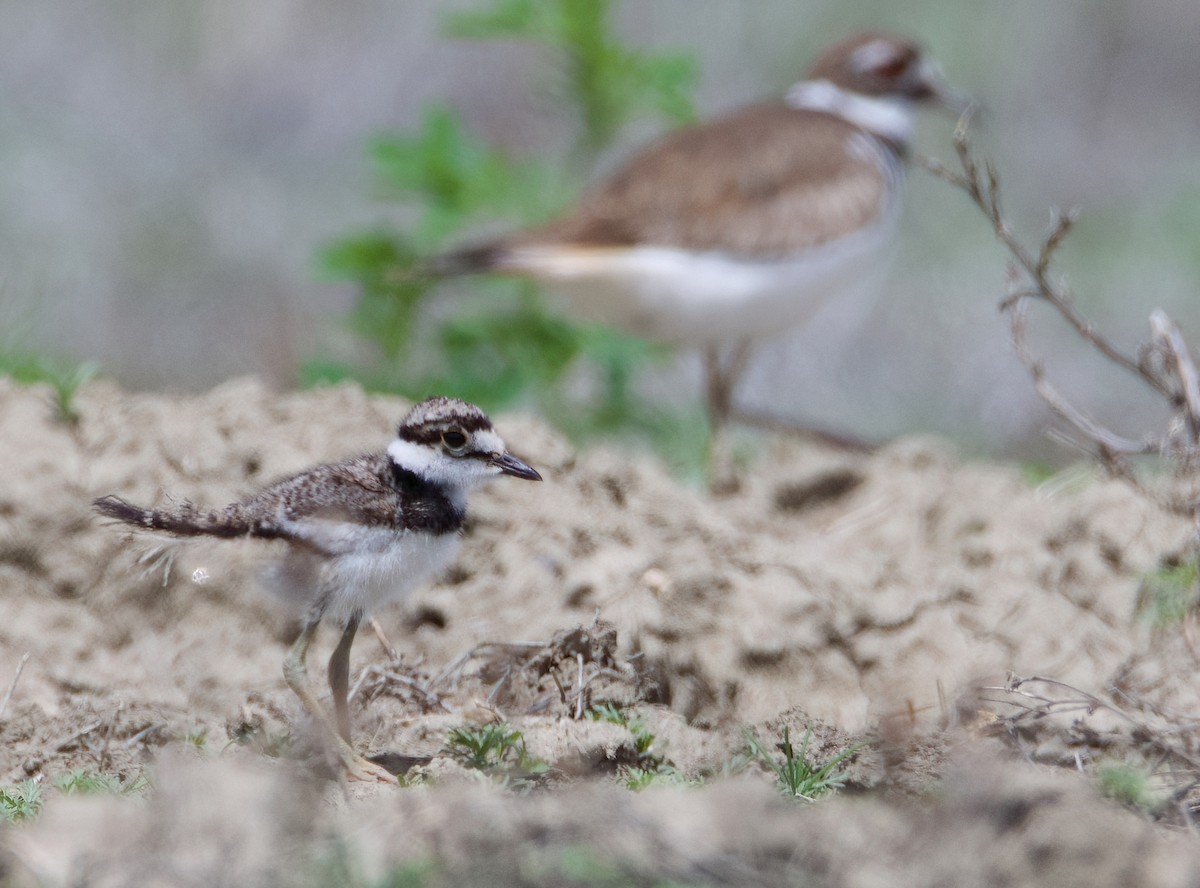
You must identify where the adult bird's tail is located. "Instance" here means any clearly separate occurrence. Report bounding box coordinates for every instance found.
[418,241,512,279]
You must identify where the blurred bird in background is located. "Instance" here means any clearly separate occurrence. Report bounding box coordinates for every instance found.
[433,31,967,486]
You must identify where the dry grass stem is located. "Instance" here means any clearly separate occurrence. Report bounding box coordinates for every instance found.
[0,653,30,720]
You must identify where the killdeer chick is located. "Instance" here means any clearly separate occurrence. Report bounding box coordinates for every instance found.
[93,396,541,784]
[435,32,967,466]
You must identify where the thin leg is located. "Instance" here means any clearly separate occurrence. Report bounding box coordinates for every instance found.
[704,340,754,494]
[704,345,728,432]
[284,612,396,784]
[328,615,360,744]
[704,341,754,433]
[723,339,754,400]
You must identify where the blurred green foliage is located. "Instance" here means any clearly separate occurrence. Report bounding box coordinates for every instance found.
[0,779,42,824]
[1136,559,1198,628]
[445,0,696,152]
[0,344,96,423]
[312,0,708,472]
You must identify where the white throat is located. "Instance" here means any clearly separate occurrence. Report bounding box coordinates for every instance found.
[386,436,503,512]
[786,79,914,147]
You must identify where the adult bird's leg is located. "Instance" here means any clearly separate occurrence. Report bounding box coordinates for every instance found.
[704,340,754,431]
[284,610,396,784]
[704,340,754,493]
[328,615,360,745]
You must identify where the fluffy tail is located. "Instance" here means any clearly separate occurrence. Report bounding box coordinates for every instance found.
[92,495,254,539]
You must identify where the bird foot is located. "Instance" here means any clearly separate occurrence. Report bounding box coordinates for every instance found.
[334,742,399,784]
[344,754,400,785]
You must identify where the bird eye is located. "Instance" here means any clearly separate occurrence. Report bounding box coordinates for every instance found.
[442,429,468,452]
[851,40,912,81]
[872,55,909,80]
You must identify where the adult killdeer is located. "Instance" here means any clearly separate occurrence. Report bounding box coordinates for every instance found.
[94,396,541,783]
[436,32,966,439]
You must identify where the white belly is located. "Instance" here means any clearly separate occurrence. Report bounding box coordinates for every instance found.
[509,210,900,346]
[265,526,462,624]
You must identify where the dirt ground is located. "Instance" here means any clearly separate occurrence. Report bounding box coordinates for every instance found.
[3,376,1200,886]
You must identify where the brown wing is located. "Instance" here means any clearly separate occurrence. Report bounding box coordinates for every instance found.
[91,456,401,542]
[245,455,401,530]
[522,103,893,258]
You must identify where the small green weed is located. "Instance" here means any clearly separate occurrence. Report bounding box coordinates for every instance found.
[0,779,43,823]
[589,702,657,760]
[54,768,150,797]
[1020,461,1057,485]
[620,764,697,791]
[446,723,550,788]
[1136,559,1198,627]
[447,723,527,770]
[742,726,861,801]
[1098,761,1162,814]
[0,348,97,423]
[589,702,696,790]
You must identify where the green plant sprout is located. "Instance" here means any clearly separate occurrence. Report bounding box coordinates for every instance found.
[1136,559,1199,627]
[446,723,550,789]
[314,0,707,473]
[0,779,43,824]
[589,701,696,789]
[743,726,862,801]
[0,347,97,423]
[54,768,151,797]
[1097,761,1164,815]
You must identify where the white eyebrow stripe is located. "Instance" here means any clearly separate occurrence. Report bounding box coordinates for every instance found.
[850,38,899,72]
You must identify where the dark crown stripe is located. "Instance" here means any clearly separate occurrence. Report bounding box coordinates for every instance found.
[397,415,493,443]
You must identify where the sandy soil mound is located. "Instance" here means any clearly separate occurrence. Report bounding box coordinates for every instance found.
[2,376,1199,884]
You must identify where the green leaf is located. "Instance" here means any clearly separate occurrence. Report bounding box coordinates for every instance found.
[443,0,550,40]
[313,0,703,465]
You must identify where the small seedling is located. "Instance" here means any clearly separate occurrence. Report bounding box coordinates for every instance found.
[589,702,657,762]
[1098,761,1162,814]
[0,779,44,823]
[589,702,693,789]
[621,764,697,791]
[54,769,150,797]
[742,726,861,801]
[447,723,527,770]
[1136,560,1198,627]
[446,723,549,789]
[0,348,98,424]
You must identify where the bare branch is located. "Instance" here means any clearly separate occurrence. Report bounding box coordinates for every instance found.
[924,118,1200,546]
[1006,290,1153,458]
[1037,209,1076,280]
[1150,310,1200,446]
[919,127,1167,395]
[0,653,30,720]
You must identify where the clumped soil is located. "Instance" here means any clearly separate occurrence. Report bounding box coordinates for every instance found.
[2,377,1200,886]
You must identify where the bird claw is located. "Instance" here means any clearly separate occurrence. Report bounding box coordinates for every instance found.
[341,749,400,784]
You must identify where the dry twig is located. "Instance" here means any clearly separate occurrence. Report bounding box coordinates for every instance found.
[981,675,1200,816]
[0,653,31,720]
[922,117,1200,548]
